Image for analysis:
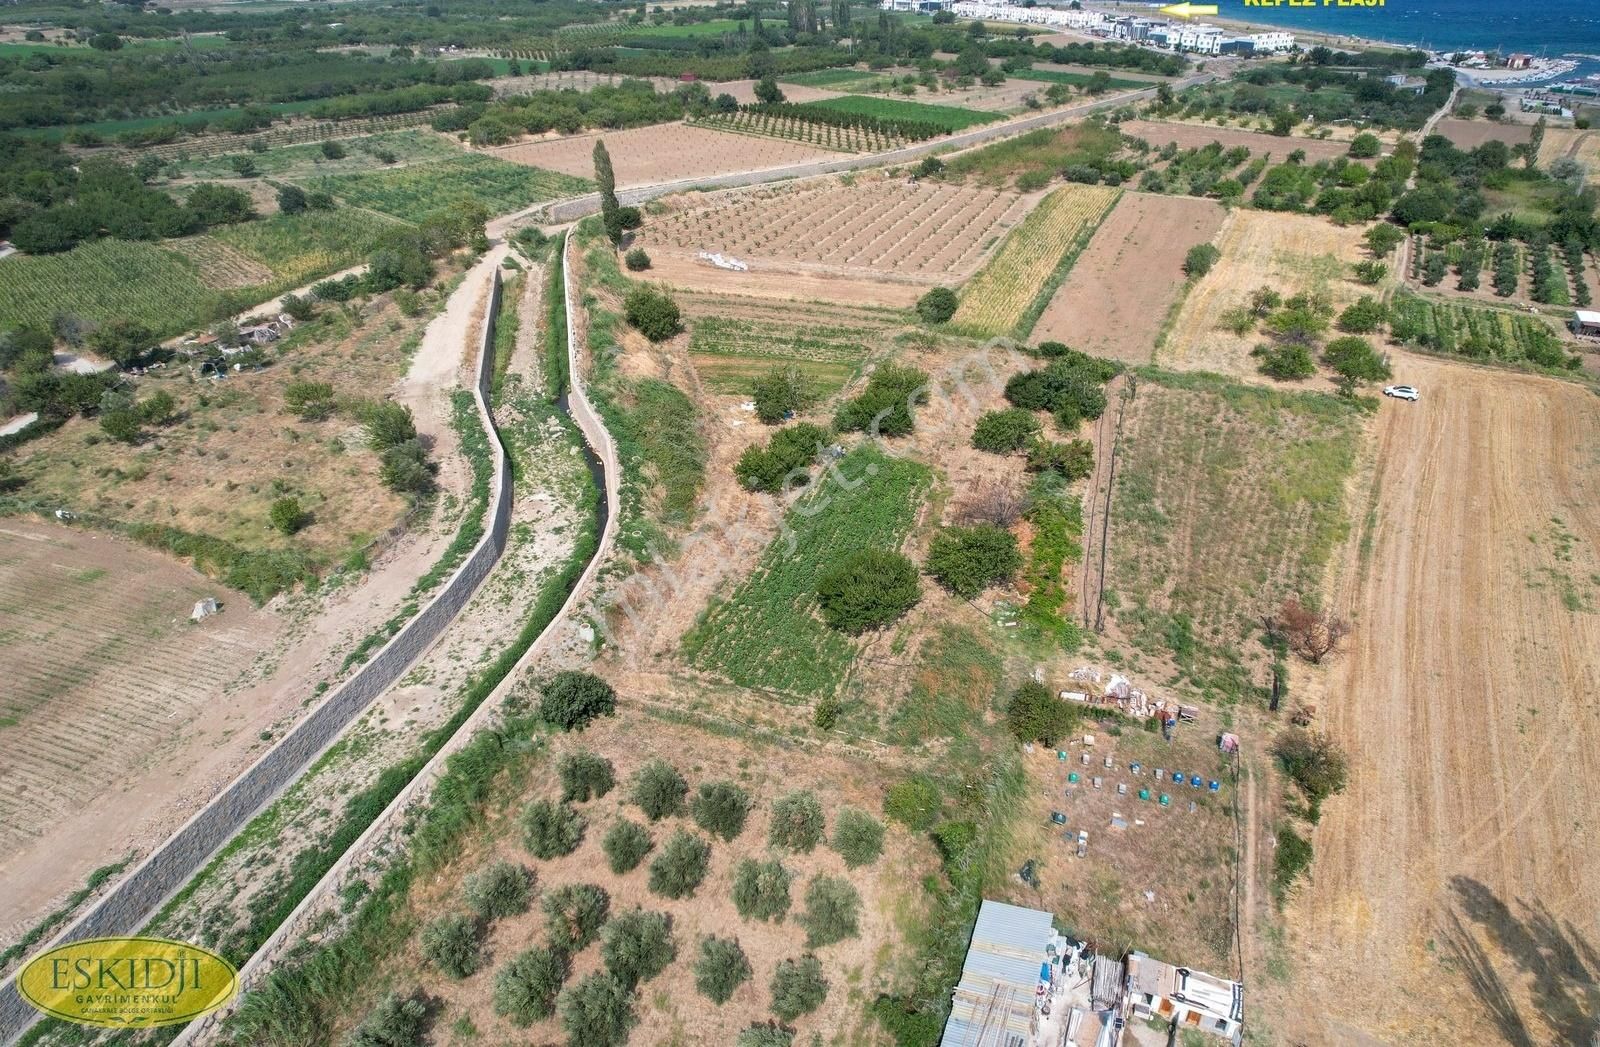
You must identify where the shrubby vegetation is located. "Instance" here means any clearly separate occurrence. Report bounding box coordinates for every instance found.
[770,955,829,1021]
[420,912,480,979]
[815,549,921,634]
[600,907,676,989]
[732,858,792,922]
[649,829,712,899]
[540,671,617,731]
[830,807,885,868]
[346,992,427,1047]
[799,875,861,947]
[690,782,753,842]
[630,760,688,821]
[925,524,1022,598]
[833,364,928,437]
[558,749,616,803]
[493,946,568,1026]
[694,935,752,1004]
[522,799,586,859]
[602,819,654,874]
[623,285,681,342]
[768,790,825,852]
[558,972,634,1047]
[735,422,829,493]
[463,860,533,920]
[544,883,611,952]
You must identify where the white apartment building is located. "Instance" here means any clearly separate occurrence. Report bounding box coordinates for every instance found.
[1247,30,1295,52]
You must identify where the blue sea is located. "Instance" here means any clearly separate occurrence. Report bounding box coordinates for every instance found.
[1212,0,1600,81]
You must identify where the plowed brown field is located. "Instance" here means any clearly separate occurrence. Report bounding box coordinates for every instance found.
[1033,192,1225,363]
[1280,354,1600,1046]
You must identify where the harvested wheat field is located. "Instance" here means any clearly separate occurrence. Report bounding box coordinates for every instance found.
[1159,209,1370,376]
[1275,355,1600,1047]
[0,520,281,932]
[1537,126,1600,184]
[1117,119,1361,163]
[1034,192,1226,364]
[327,709,930,1046]
[491,123,834,187]
[638,174,1040,283]
[715,77,846,105]
[1434,117,1533,150]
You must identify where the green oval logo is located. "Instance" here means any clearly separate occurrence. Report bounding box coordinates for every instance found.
[18,936,238,1028]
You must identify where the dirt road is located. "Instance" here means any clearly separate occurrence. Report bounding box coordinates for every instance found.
[1280,354,1600,1046]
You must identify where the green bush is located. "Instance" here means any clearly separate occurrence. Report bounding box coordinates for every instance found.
[931,819,977,872]
[1251,342,1317,381]
[830,807,885,868]
[1273,728,1350,818]
[925,524,1022,598]
[361,400,417,450]
[544,883,611,952]
[558,972,635,1047]
[1025,438,1094,479]
[815,549,921,634]
[284,380,336,421]
[623,285,681,342]
[346,992,426,1047]
[690,781,753,841]
[420,913,481,979]
[799,875,861,948]
[1337,296,1387,334]
[833,364,929,437]
[768,790,825,852]
[1184,243,1221,278]
[1005,680,1077,746]
[648,829,712,899]
[539,671,617,731]
[770,955,829,1022]
[737,1023,795,1047]
[624,248,651,271]
[602,819,653,874]
[600,907,677,989]
[559,749,616,803]
[522,799,585,859]
[463,860,534,920]
[694,936,752,1004]
[751,365,810,425]
[883,776,940,830]
[731,858,792,922]
[735,422,830,492]
[1272,825,1314,900]
[269,497,310,536]
[628,759,687,821]
[493,946,568,1026]
[915,286,959,324]
[1348,132,1382,158]
[971,408,1041,453]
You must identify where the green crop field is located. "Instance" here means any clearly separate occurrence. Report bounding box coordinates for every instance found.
[0,239,213,333]
[779,68,889,90]
[209,208,403,287]
[1388,293,1571,365]
[802,95,993,132]
[683,444,930,698]
[624,18,748,38]
[311,154,592,222]
[688,314,877,395]
[1012,68,1147,91]
[174,131,462,180]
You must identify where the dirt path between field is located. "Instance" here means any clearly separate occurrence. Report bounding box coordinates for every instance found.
[1275,353,1600,1046]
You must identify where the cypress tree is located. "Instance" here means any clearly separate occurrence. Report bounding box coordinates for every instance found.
[593,139,622,248]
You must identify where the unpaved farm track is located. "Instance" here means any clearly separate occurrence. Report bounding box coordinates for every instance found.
[1282,354,1600,1046]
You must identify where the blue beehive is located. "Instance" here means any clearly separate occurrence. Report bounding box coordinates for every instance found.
[1190,775,1201,788]
[1208,780,1221,792]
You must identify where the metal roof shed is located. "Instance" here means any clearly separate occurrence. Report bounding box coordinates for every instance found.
[940,900,1054,1047]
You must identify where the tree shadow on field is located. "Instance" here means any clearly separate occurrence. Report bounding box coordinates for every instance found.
[1441,876,1600,1046]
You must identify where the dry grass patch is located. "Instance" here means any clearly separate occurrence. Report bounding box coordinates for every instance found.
[11,298,419,565]
[491,122,834,187]
[1157,209,1371,377]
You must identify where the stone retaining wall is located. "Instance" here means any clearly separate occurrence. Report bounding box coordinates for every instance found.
[0,269,516,1045]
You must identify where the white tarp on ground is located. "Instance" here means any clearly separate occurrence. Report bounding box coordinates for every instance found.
[697,250,749,271]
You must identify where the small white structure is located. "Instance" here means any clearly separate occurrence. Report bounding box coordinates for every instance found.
[191,598,220,621]
[1125,951,1244,1043]
[697,250,749,272]
[1573,309,1600,337]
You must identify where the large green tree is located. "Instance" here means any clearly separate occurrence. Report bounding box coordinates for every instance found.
[594,139,623,248]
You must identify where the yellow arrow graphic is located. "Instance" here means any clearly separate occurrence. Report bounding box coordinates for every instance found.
[1160,1,1220,16]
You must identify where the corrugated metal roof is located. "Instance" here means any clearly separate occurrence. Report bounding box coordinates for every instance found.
[940,900,1053,1047]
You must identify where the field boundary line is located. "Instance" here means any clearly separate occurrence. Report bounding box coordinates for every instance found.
[0,255,519,1045]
